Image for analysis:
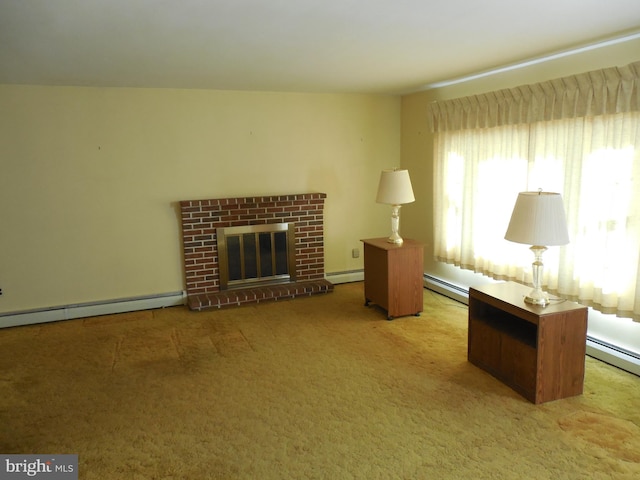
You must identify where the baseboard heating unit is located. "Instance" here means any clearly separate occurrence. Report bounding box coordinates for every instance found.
[0,291,186,329]
[586,337,640,377]
[423,274,470,304]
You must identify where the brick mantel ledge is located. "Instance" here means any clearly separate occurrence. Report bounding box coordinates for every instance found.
[187,279,334,311]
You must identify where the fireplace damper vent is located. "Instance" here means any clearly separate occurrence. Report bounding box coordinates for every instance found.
[217,223,296,290]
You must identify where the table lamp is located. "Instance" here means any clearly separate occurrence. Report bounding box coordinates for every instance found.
[504,191,570,306]
[376,168,415,244]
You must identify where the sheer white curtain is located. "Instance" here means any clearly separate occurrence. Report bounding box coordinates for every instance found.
[429,62,640,320]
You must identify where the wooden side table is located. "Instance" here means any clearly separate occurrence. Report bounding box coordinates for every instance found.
[468,281,588,404]
[361,238,424,320]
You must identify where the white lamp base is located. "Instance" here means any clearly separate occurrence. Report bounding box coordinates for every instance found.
[387,233,404,245]
[386,204,404,244]
[524,288,550,307]
[524,245,550,307]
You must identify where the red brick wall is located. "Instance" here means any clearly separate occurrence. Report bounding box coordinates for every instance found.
[179,193,326,297]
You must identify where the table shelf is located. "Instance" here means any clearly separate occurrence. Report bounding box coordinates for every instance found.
[468,282,588,404]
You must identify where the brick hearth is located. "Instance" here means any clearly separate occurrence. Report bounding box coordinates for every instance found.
[179,193,333,311]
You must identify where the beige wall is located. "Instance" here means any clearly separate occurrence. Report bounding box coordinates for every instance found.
[401,36,640,287]
[0,86,400,314]
[2,37,637,321]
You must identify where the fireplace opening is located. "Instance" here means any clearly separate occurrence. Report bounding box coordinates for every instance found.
[217,223,297,290]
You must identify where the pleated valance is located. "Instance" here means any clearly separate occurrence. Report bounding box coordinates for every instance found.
[428,61,640,132]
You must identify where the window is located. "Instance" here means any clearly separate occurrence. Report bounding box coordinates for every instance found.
[429,62,640,321]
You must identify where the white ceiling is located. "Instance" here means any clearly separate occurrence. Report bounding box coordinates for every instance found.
[1,0,640,94]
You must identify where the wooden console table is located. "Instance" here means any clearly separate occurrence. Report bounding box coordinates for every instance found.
[361,238,424,320]
[468,282,588,404]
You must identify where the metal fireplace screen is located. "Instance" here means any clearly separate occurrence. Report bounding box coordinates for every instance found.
[217,223,296,290]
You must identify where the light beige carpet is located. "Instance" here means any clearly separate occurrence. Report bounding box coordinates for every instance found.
[1,282,639,479]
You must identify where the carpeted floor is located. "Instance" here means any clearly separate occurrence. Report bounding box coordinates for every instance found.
[1,282,639,479]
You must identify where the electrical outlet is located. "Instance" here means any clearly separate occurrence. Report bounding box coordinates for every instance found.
[352,248,360,258]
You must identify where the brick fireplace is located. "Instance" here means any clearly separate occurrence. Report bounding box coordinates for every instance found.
[179,193,333,311]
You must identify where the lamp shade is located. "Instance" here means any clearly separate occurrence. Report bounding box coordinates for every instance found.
[504,191,570,246]
[376,169,415,205]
